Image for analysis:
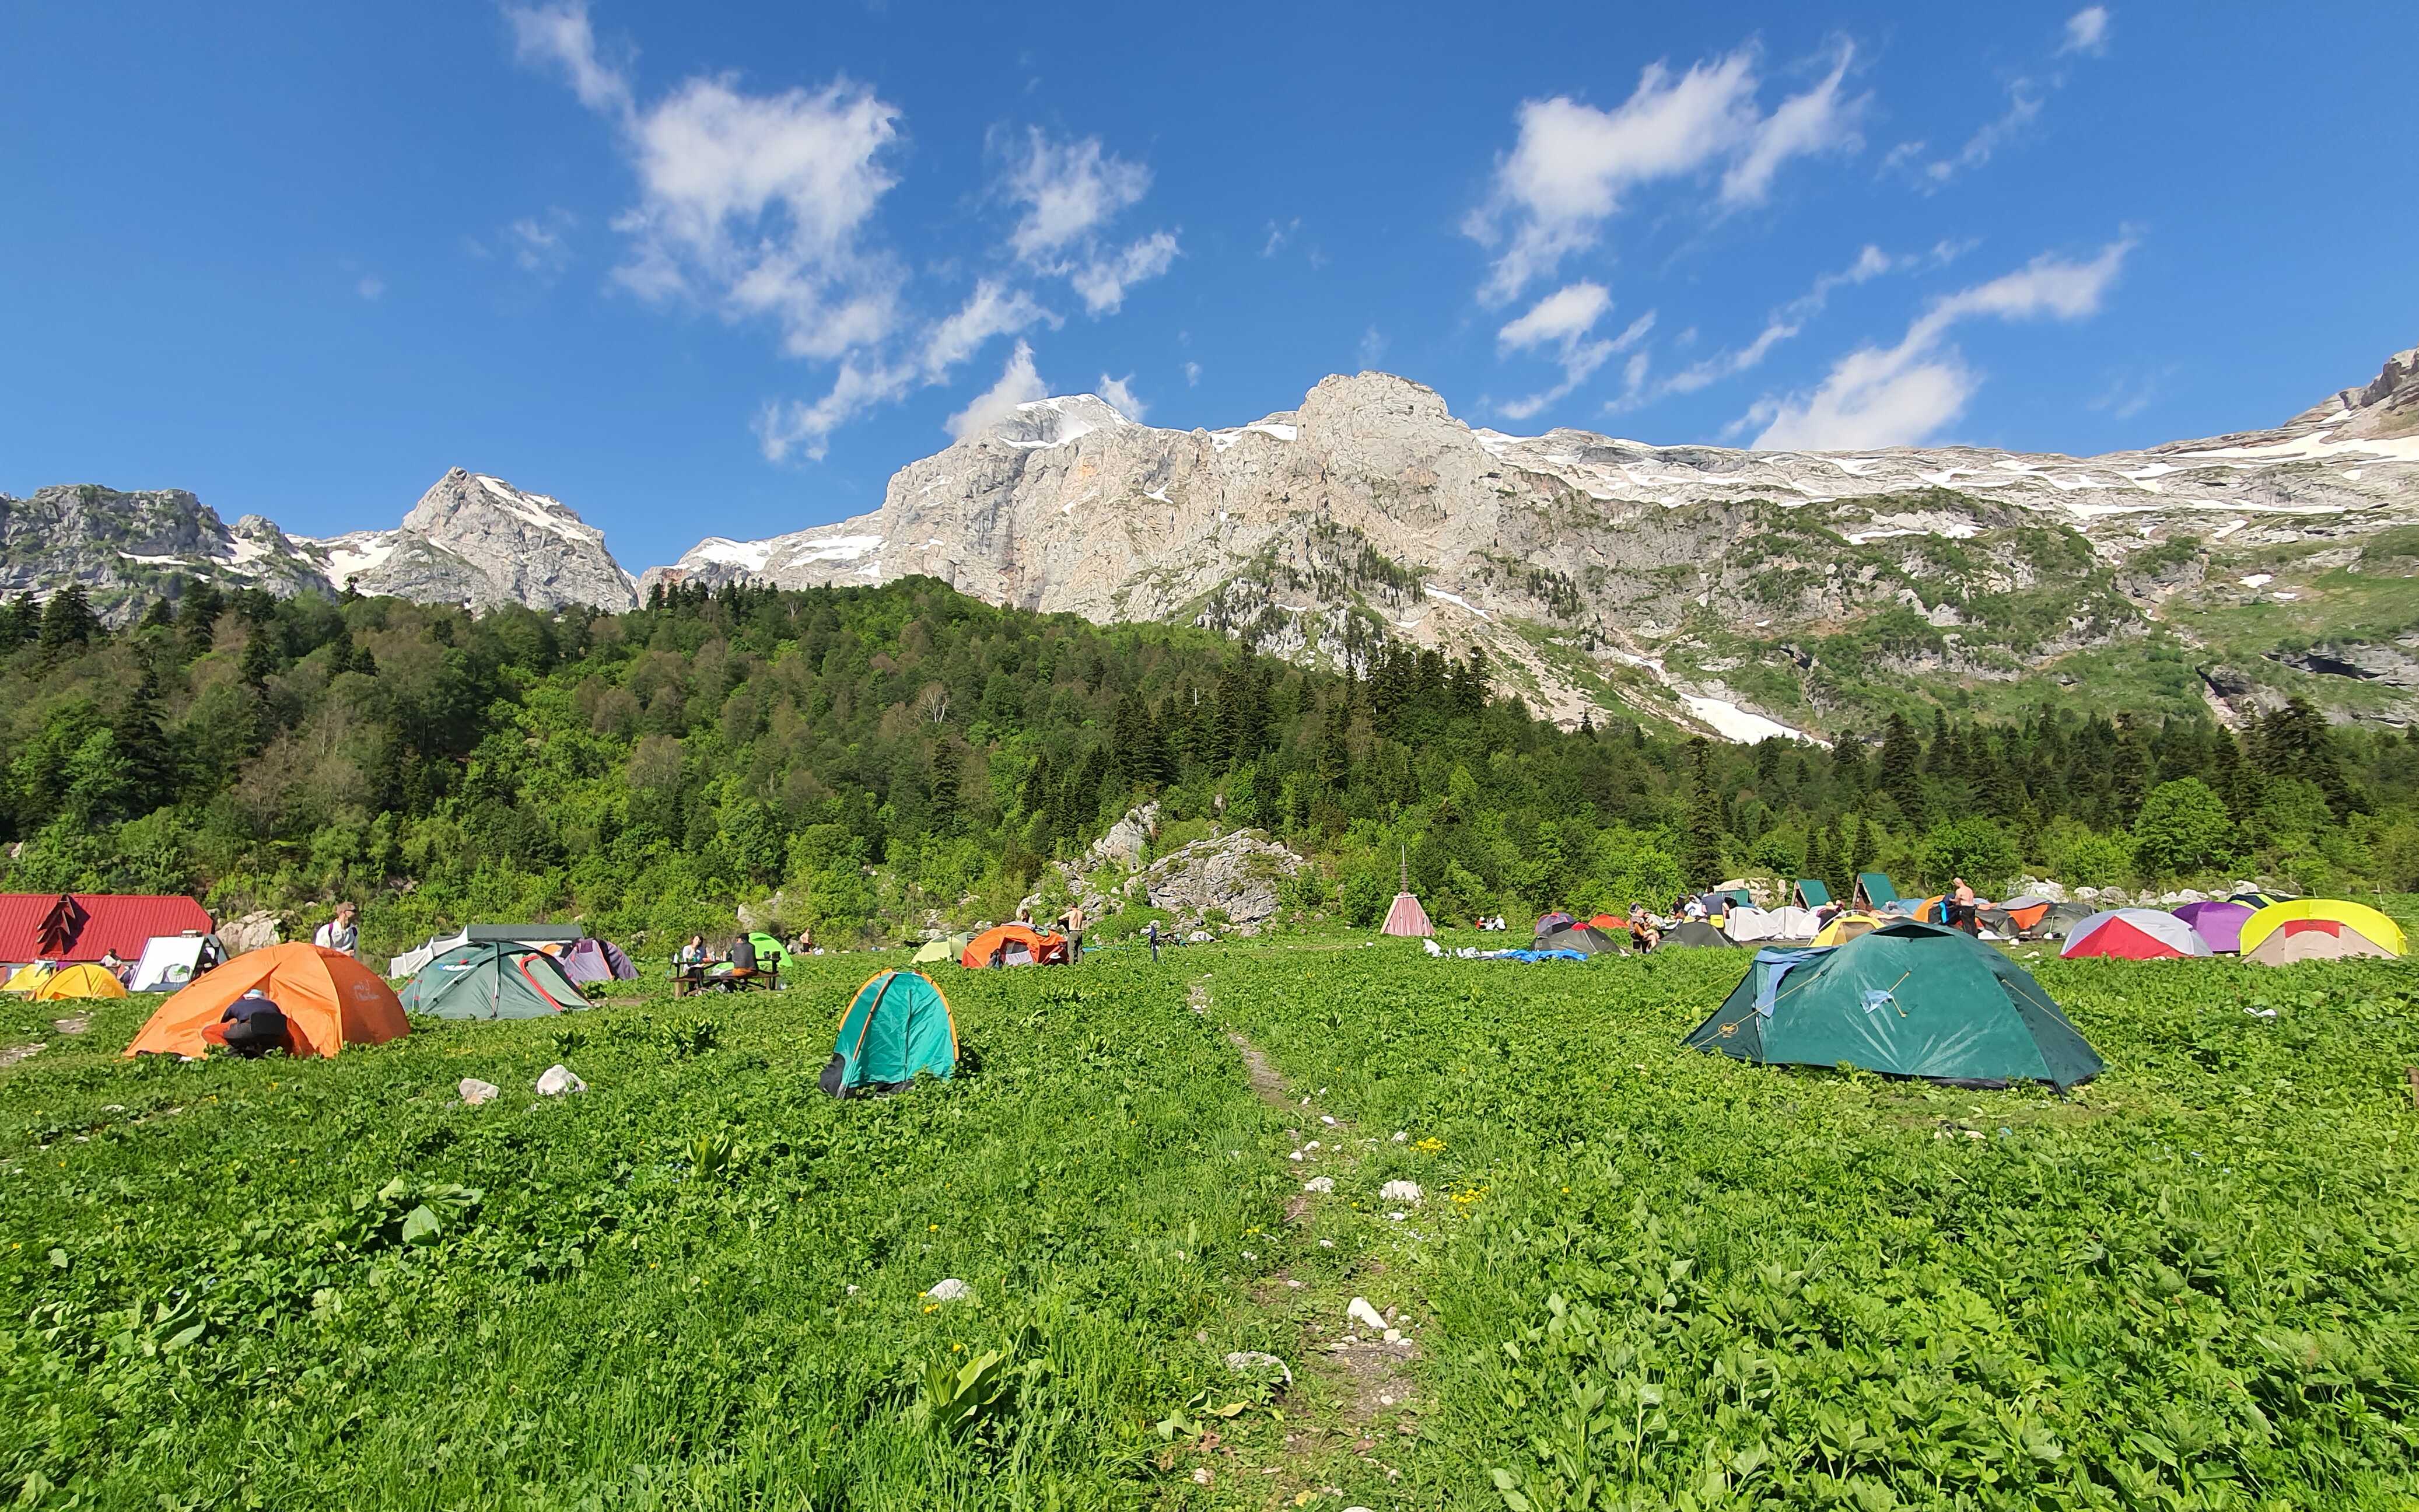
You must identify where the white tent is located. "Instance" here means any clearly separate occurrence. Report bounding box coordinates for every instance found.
[129,934,225,993]
[1724,906,1819,943]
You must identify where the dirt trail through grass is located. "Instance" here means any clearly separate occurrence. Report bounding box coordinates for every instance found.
[1195,971,1425,1505]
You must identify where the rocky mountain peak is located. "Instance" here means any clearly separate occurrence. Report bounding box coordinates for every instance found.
[978,395,1136,450]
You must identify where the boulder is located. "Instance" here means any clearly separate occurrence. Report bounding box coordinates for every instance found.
[1084,802,1160,872]
[1136,830,1304,935]
[220,910,282,956]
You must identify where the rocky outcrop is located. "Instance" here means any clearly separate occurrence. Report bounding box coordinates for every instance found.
[1133,830,1303,934]
[0,468,638,622]
[654,348,2419,738]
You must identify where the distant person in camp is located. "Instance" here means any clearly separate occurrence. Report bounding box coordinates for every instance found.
[313,902,360,959]
[1627,905,1661,951]
[727,933,759,982]
[97,948,129,984]
[1951,878,1977,935]
[1146,919,1161,964]
[1683,895,1707,922]
[677,934,709,968]
[215,991,290,1058]
[789,928,816,958]
[1065,903,1086,963]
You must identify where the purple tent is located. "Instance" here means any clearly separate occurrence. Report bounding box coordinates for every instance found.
[2172,900,2255,954]
[559,937,638,983]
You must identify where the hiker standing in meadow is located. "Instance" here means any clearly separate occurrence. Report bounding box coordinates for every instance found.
[313,901,360,960]
[1065,902,1086,963]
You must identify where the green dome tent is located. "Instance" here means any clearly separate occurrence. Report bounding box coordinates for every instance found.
[821,970,958,1098]
[401,941,590,1020]
[1683,920,2103,1090]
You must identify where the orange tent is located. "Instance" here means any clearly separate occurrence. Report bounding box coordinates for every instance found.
[1586,913,1625,932]
[124,944,408,1060]
[959,923,1069,968]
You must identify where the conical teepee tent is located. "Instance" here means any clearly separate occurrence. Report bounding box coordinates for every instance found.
[1380,847,1433,937]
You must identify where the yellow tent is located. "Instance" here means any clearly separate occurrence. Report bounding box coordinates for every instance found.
[33,964,128,1000]
[2241,900,2406,964]
[2,964,52,995]
[1811,912,1884,947]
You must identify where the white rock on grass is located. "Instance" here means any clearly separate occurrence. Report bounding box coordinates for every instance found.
[924,1278,974,1303]
[1223,1350,1294,1384]
[1346,1297,1387,1332]
[1303,1177,1335,1194]
[1391,1131,1409,1143]
[1380,1180,1423,1204]
[534,1065,585,1097]
[457,1078,500,1105]
[1319,1115,1338,1126]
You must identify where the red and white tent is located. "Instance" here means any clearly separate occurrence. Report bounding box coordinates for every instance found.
[2060,908,2213,961]
[1378,846,1433,937]
[1381,892,1434,937]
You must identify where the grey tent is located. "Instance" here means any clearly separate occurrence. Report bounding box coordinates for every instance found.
[1660,921,1735,949]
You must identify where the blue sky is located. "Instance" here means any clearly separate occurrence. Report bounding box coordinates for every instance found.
[3,2,2413,570]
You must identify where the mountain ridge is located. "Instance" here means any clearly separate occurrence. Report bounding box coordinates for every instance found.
[645,346,2419,738]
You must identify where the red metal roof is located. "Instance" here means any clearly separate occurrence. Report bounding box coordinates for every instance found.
[0,893,213,964]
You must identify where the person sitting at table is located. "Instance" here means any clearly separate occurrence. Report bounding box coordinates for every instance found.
[726,933,759,984]
[676,935,709,970]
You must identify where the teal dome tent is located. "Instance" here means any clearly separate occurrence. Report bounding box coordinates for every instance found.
[401,940,590,1020]
[821,970,958,1098]
[1684,919,2102,1090]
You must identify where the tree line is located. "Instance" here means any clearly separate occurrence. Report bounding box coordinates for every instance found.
[0,575,2409,954]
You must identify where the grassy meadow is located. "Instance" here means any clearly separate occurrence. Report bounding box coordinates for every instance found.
[1,930,2415,1510]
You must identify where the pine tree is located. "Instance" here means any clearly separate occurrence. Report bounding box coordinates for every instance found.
[929,742,961,834]
[1682,738,1725,888]
[1878,713,1923,817]
[0,593,35,652]
[37,583,100,653]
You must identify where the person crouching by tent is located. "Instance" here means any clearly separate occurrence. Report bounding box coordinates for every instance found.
[211,991,290,1059]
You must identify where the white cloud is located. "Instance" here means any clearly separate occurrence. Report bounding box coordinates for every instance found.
[1000,128,1150,261]
[1069,231,1178,314]
[611,74,905,359]
[755,356,911,463]
[1497,281,1613,350]
[996,128,1178,313]
[2060,6,2112,57]
[504,210,576,276]
[920,279,1053,374]
[1358,326,1388,368]
[1917,82,2045,187]
[1650,242,1914,401]
[506,0,631,117]
[1183,360,1201,387]
[1465,44,1864,304]
[1721,44,1867,207]
[1496,282,1652,419]
[1097,372,1147,420]
[946,340,1048,441]
[1262,218,1300,257]
[356,275,387,300]
[1745,239,2132,450]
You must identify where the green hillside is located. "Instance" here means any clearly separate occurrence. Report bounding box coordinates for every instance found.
[1,576,2414,957]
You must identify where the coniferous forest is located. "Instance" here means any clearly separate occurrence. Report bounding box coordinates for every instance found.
[2,575,2413,957]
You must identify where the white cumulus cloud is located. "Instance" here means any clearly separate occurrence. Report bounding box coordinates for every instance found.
[999,128,1179,314]
[1495,282,1653,419]
[946,341,1049,441]
[1744,239,2133,450]
[1097,372,1147,420]
[1465,43,1865,304]
[2060,6,2112,57]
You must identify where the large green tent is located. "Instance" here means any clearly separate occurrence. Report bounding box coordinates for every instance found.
[1683,920,2103,1089]
[401,941,590,1020]
[821,970,957,1098]
[747,932,793,973]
